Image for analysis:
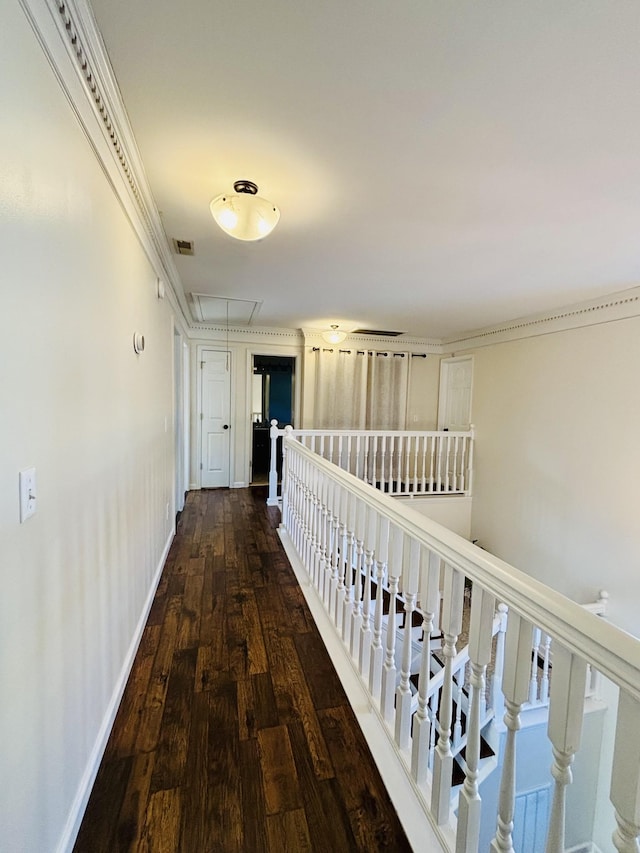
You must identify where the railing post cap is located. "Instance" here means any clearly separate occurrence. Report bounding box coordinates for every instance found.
[284,424,294,434]
[270,419,278,426]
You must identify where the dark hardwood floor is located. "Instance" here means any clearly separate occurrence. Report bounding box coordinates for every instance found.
[74,487,412,853]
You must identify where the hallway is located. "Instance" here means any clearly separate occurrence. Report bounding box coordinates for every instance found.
[73,488,411,852]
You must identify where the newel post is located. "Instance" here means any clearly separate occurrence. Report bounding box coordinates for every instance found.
[267,419,280,506]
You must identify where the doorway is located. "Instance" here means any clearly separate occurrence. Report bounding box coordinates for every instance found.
[200,349,231,488]
[438,355,474,430]
[250,355,295,484]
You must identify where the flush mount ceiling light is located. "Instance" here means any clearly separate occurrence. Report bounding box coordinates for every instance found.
[322,325,348,344]
[210,179,280,241]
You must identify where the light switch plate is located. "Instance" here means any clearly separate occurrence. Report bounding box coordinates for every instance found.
[19,468,36,522]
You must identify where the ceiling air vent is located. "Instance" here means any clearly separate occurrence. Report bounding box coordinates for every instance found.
[172,238,194,256]
[352,328,405,337]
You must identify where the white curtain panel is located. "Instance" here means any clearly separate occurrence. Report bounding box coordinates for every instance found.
[314,347,408,429]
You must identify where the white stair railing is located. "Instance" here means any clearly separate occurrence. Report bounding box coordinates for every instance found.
[278,433,640,853]
[267,420,475,505]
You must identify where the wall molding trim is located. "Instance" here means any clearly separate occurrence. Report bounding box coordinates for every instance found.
[189,324,306,344]
[443,286,640,351]
[19,0,192,332]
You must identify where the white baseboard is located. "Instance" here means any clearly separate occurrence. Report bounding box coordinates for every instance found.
[56,528,174,853]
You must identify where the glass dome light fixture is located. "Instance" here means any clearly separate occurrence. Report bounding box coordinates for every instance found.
[210,179,280,241]
[322,324,348,344]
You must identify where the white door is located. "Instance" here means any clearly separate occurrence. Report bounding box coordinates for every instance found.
[438,356,473,430]
[200,350,231,487]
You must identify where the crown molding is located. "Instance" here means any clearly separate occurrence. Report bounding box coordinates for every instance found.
[443,286,640,351]
[19,0,191,331]
[301,328,442,354]
[188,324,305,344]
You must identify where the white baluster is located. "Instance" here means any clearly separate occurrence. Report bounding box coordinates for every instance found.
[359,506,376,678]
[280,427,290,523]
[363,434,370,484]
[342,492,356,647]
[395,538,420,749]
[490,612,533,853]
[381,527,403,723]
[457,587,496,853]
[388,435,395,492]
[355,434,362,479]
[335,487,349,634]
[466,424,475,496]
[412,434,419,494]
[611,690,640,853]
[299,455,309,563]
[328,481,341,619]
[411,548,441,784]
[451,435,459,492]
[372,434,379,489]
[540,633,552,704]
[369,517,390,700]
[320,476,332,606]
[544,643,587,853]
[311,466,322,589]
[428,434,436,491]
[490,603,508,724]
[350,498,365,662]
[436,434,443,492]
[403,434,411,493]
[453,668,464,747]
[444,434,452,492]
[301,460,312,574]
[380,435,387,493]
[529,627,542,704]
[313,468,325,592]
[429,688,440,765]
[432,563,465,824]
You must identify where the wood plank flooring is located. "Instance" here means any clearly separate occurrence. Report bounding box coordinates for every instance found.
[74,487,412,853]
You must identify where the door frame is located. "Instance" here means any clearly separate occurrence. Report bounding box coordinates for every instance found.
[196,345,234,489]
[244,347,301,487]
[172,323,190,514]
[437,355,474,430]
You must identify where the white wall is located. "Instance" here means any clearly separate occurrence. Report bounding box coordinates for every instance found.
[467,316,640,638]
[0,4,177,850]
[394,496,472,539]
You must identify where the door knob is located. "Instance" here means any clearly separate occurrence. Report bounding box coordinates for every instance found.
[223,424,229,430]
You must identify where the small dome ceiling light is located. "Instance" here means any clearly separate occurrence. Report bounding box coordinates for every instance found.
[322,325,348,344]
[210,179,280,241]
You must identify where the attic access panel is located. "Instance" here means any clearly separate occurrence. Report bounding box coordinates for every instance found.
[190,294,262,325]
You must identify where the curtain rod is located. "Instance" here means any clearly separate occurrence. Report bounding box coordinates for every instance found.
[312,347,422,357]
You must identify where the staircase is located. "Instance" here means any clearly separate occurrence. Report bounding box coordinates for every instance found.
[278,432,640,853]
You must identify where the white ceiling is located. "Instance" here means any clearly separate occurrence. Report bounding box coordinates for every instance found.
[90,0,640,339]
